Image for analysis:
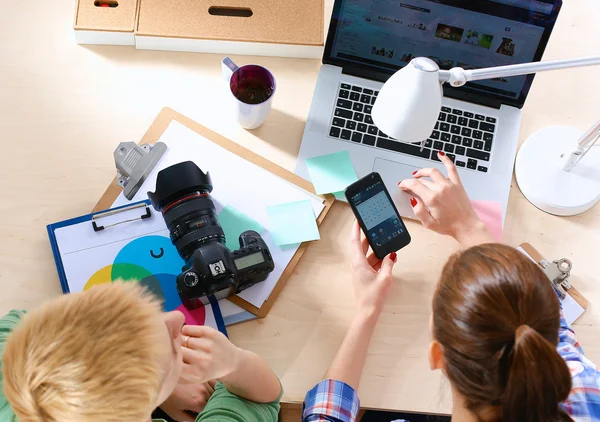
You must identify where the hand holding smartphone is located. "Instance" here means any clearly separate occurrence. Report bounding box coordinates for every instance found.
[345,172,411,259]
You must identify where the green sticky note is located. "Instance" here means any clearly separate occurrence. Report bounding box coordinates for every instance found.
[305,151,358,195]
[333,191,346,201]
[266,200,320,246]
[218,205,264,251]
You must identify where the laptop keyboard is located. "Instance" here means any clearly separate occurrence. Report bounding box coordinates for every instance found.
[329,83,497,173]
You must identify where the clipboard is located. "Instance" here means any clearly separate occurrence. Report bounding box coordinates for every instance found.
[47,201,152,294]
[47,199,228,335]
[519,242,588,310]
[93,107,336,318]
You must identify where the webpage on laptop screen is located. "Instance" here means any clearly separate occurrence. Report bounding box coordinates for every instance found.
[331,0,549,99]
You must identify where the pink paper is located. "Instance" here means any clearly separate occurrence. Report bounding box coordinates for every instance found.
[471,200,503,242]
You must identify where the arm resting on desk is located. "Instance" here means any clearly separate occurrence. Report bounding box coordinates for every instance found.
[322,313,379,390]
[302,222,397,422]
[219,348,282,404]
[302,312,380,422]
[181,325,282,405]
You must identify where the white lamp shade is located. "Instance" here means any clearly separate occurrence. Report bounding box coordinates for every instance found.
[372,58,443,142]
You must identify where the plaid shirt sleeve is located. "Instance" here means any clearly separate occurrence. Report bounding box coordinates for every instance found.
[558,313,600,421]
[302,379,360,422]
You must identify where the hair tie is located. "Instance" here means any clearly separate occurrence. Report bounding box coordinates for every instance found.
[515,324,530,342]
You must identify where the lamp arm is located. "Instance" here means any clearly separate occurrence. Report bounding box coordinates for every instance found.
[442,56,600,87]
[469,56,600,81]
[438,70,451,83]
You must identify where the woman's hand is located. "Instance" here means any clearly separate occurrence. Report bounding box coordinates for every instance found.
[350,220,397,318]
[180,325,241,385]
[398,152,495,247]
[160,380,217,421]
[318,221,397,389]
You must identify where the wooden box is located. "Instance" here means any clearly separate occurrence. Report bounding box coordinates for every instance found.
[74,0,325,58]
[74,0,139,45]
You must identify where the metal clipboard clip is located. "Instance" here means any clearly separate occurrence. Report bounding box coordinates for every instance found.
[539,257,572,300]
[92,202,152,232]
[114,142,167,200]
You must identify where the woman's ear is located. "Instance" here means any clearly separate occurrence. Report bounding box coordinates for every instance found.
[428,340,445,371]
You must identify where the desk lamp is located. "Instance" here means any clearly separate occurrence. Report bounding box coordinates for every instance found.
[373,57,600,216]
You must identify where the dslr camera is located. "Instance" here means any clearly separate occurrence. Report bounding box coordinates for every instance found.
[148,161,275,309]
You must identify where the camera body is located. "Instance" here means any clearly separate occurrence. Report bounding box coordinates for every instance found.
[148,161,274,309]
[177,230,273,309]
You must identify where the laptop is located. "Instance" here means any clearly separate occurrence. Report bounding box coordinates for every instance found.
[295,0,562,220]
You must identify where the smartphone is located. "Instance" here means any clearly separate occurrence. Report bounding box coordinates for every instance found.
[345,172,411,259]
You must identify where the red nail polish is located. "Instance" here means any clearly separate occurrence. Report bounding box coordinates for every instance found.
[390,251,397,262]
[438,151,445,157]
[412,170,417,175]
[410,197,417,207]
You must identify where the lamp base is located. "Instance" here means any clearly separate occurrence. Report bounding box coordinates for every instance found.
[515,126,600,216]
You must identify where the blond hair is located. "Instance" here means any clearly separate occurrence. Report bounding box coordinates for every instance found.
[2,282,167,422]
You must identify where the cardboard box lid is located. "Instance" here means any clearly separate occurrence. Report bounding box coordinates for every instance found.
[74,0,139,32]
[136,0,324,46]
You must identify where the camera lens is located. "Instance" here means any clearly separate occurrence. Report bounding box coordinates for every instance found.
[164,194,225,260]
[148,161,225,260]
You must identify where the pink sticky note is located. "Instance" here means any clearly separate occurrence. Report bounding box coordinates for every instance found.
[471,200,503,242]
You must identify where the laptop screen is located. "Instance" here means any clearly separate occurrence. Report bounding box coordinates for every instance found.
[324,0,562,107]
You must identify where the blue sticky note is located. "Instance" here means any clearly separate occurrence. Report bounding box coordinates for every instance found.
[218,205,264,251]
[266,200,320,246]
[305,151,358,195]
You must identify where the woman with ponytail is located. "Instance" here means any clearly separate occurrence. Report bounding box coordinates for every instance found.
[302,153,600,422]
[431,243,578,422]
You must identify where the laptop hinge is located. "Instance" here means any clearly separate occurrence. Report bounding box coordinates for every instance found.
[341,65,505,110]
[444,87,504,110]
[341,65,391,85]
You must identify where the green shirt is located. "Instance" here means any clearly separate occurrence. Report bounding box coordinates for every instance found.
[0,311,280,422]
[0,310,26,422]
[154,382,281,422]
[194,382,280,422]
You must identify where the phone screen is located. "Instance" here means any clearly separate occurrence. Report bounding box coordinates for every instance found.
[346,172,411,258]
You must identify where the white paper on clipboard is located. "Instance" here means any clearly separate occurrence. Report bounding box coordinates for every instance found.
[112,121,326,309]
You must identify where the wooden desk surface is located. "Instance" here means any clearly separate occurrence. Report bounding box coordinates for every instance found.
[1,0,599,415]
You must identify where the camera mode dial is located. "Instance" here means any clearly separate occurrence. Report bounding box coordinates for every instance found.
[183,271,200,288]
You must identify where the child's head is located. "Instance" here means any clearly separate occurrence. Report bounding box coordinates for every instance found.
[2,282,185,422]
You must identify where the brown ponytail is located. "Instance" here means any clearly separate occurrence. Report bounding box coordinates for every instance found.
[504,324,572,421]
[433,244,572,422]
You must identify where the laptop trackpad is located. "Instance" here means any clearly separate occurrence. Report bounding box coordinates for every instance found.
[373,158,419,220]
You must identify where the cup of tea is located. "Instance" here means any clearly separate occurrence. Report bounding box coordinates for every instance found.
[222,57,276,129]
